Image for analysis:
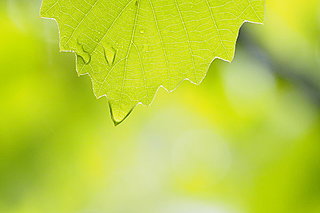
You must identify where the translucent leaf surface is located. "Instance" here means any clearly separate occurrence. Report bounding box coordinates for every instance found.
[41,0,264,124]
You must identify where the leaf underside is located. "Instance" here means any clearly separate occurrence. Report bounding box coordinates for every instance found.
[41,0,264,125]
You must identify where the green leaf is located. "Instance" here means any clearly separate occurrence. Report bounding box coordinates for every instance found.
[40,0,264,125]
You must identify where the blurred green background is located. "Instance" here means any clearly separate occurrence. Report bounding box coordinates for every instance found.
[0,0,320,213]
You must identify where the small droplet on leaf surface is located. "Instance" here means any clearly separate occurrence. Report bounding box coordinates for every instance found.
[142,44,148,52]
[103,44,116,66]
[76,40,91,64]
[77,54,91,65]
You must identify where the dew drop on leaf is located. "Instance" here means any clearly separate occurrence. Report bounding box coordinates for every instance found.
[108,101,135,126]
[142,44,148,53]
[76,40,91,64]
[103,44,116,66]
[77,54,91,65]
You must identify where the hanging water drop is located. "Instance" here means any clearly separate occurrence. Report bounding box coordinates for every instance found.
[108,101,135,126]
[140,29,145,34]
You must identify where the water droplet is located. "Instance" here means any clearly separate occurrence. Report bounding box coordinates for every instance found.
[103,44,116,66]
[76,40,91,64]
[140,29,145,34]
[142,44,148,52]
[108,101,135,126]
[77,54,91,65]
